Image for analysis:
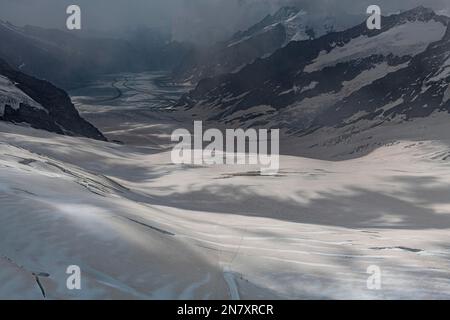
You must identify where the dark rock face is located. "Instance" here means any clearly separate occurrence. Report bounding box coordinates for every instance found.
[0,59,106,140]
[177,7,450,134]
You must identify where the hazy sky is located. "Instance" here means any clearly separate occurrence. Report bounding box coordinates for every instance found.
[0,0,449,43]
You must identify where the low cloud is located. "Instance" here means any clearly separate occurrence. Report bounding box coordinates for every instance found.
[0,0,448,43]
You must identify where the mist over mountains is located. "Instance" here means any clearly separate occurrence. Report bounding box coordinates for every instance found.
[1,0,449,44]
[0,20,192,88]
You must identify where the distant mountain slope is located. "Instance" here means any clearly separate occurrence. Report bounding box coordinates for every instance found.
[0,59,106,140]
[177,7,450,136]
[0,21,191,88]
[173,7,315,84]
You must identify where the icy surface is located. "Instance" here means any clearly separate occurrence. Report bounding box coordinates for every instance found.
[1,72,450,299]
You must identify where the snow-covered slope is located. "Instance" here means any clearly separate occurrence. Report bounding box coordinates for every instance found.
[1,112,450,299]
[303,20,446,72]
